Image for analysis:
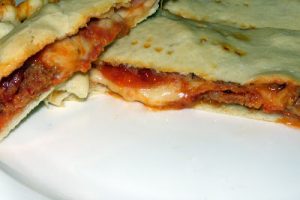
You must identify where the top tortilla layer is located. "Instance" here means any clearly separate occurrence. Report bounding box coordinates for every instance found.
[0,0,131,80]
[100,13,300,85]
[164,0,300,30]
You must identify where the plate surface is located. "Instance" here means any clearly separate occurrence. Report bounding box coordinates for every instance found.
[0,166,50,200]
[0,94,300,200]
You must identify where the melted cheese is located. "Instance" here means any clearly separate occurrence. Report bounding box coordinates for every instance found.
[90,68,182,106]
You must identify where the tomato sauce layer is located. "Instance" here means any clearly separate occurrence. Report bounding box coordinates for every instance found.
[99,64,300,125]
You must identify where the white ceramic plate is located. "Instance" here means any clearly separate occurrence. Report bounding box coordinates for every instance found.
[0,166,50,200]
[0,94,300,200]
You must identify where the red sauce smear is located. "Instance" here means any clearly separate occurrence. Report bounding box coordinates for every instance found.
[100,64,174,88]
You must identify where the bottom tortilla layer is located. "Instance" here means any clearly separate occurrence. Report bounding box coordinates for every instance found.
[90,63,300,126]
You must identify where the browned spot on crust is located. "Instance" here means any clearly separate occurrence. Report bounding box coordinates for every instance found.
[144,42,151,48]
[131,40,138,45]
[240,24,256,29]
[155,47,163,52]
[200,37,208,44]
[167,50,174,55]
[221,43,246,56]
[232,32,250,41]
[235,49,246,56]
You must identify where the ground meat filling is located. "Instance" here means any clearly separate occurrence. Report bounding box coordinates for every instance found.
[97,64,300,119]
[0,59,55,112]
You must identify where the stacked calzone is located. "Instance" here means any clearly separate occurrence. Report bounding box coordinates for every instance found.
[2,0,300,139]
[0,0,158,139]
